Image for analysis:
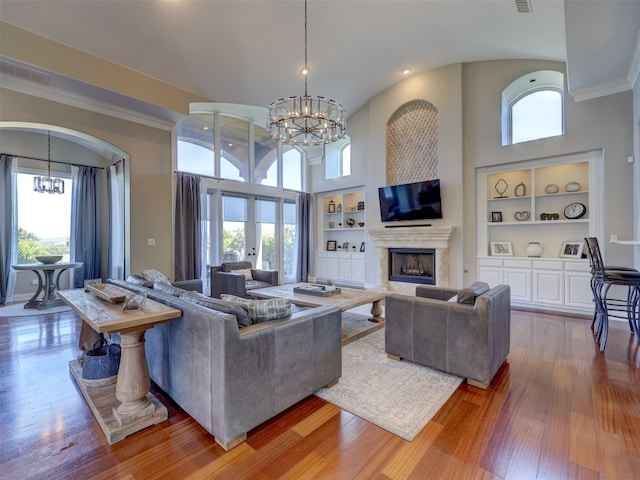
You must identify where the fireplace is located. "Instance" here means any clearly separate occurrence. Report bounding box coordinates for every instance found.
[368,226,456,289]
[389,248,435,285]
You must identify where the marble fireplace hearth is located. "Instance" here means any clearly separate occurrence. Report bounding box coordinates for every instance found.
[368,226,456,292]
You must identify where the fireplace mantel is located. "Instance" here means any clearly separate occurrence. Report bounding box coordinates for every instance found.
[368,226,456,289]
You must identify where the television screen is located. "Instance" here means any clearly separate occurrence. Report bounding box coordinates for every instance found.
[378,179,443,222]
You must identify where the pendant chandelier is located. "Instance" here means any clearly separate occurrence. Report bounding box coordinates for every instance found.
[266,0,346,146]
[33,131,65,194]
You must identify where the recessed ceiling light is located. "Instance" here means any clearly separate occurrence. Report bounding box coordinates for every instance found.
[203,126,209,130]
[402,68,412,75]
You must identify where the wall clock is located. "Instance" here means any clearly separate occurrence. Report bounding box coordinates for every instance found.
[563,202,586,219]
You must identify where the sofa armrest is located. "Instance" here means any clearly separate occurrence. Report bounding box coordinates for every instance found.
[211,271,247,298]
[172,279,202,292]
[251,269,278,285]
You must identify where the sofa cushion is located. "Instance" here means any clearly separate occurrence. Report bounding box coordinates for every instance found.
[126,274,153,288]
[457,282,490,305]
[220,294,291,323]
[180,291,251,328]
[141,268,171,285]
[221,261,252,273]
[245,280,273,291]
[153,281,187,297]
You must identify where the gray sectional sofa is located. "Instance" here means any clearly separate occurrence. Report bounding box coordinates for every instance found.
[385,283,510,389]
[107,278,342,450]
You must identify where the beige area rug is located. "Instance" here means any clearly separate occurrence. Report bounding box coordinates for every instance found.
[0,302,71,318]
[315,328,463,441]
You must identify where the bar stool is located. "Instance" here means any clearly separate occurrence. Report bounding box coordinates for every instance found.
[584,237,640,352]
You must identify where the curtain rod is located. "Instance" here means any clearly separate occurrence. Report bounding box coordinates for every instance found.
[2,152,114,170]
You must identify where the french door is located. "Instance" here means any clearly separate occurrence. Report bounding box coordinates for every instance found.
[211,193,296,283]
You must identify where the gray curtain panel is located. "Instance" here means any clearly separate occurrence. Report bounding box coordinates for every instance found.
[174,173,202,282]
[296,192,311,282]
[71,166,101,287]
[0,155,16,304]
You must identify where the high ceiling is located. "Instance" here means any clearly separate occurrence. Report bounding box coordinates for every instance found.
[0,0,638,119]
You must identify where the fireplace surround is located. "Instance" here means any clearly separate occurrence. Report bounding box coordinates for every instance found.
[368,226,456,289]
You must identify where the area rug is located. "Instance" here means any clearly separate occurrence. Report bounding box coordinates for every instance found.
[315,329,463,441]
[0,303,71,318]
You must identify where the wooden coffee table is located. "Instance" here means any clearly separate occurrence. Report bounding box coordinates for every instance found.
[249,282,387,323]
[59,287,181,444]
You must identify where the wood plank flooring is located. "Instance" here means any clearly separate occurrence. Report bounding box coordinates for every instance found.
[1,308,640,479]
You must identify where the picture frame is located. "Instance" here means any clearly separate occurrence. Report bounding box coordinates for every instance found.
[560,241,584,258]
[491,211,503,223]
[327,240,337,251]
[360,242,365,252]
[490,241,513,256]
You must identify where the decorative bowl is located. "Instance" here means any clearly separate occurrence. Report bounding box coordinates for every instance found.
[358,222,365,227]
[36,255,63,264]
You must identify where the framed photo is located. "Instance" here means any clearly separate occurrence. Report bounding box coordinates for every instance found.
[560,241,584,258]
[360,242,365,252]
[490,241,513,256]
[327,240,337,251]
[491,211,503,223]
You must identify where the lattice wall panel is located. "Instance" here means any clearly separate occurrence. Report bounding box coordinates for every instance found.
[386,100,438,185]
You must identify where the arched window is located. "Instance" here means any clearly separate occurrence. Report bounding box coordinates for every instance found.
[325,136,351,179]
[502,70,564,145]
[176,104,305,190]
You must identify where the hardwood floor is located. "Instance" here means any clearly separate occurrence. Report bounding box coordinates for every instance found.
[1,308,640,479]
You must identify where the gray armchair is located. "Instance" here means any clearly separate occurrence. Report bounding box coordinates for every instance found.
[210,261,279,298]
[385,282,510,389]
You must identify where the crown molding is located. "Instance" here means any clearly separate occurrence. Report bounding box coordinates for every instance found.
[1,73,180,131]
[568,77,632,103]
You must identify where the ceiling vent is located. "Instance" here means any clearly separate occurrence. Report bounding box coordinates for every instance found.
[0,59,50,86]
[515,0,532,13]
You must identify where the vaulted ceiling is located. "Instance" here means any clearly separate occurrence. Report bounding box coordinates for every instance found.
[0,0,638,119]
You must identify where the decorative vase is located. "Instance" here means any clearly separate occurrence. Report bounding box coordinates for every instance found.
[526,242,544,257]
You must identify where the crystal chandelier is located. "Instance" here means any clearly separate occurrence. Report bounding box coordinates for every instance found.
[266,0,346,146]
[33,131,65,194]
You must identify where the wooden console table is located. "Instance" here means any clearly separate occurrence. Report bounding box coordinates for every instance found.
[59,288,181,444]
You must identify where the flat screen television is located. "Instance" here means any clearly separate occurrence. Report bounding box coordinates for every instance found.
[378,179,443,222]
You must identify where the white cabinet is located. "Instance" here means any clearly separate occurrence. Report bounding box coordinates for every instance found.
[533,261,564,306]
[315,252,365,287]
[478,257,592,314]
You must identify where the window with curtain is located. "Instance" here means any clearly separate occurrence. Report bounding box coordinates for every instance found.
[16,172,73,264]
[222,194,247,262]
[108,162,125,279]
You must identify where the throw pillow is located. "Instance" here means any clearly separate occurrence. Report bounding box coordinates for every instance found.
[141,269,171,285]
[457,281,490,305]
[231,268,253,281]
[126,274,153,288]
[220,294,291,323]
[180,291,251,328]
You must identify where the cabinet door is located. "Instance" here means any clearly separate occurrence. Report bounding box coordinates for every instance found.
[533,270,564,305]
[478,267,502,287]
[351,260,365,282]
[504,268,532,301]
[338,260,352,281]
[316,254,327,279]
[326,256,340,279]
[565,271,593,310]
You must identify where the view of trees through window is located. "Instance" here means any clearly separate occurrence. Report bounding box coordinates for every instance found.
[17,172,72,264]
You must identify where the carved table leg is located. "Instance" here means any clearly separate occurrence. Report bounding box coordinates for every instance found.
[24,271,44,309]
[369,299,384,323]
[112,328,155,425]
